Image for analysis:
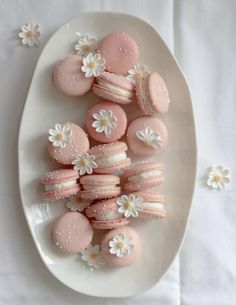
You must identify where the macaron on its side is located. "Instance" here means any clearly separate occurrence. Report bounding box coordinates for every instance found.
[126,116,168,156]
[101,226,141,267]
[48,122,90,167]
[98,32,139,74]
[53,55,94,97]
[132,191,166,219]
[86,100,127,143]
[80,175,121,200]
[41,169,80,201]
[52,212,93,254]
[89,142,131,174]
[93,71,134,104]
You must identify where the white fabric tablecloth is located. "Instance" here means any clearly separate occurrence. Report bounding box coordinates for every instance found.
[0,0,235,304]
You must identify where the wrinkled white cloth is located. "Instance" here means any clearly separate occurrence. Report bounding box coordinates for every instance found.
[0,0,235,304]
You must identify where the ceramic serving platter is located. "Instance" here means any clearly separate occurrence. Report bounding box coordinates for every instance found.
[18,12,197,297]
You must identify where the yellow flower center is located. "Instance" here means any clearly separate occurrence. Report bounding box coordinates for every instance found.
[124,201,133,210]
[144,140,152,146]
[88,61,96,69]
[83,44,91,52]
[213,175,221,182]
[80,159,89,166]
[101,118,109,126]
[135,71,142,79]
[26,31,35,38]
[55,133,64,141]
[90,252,97,260]
[117,242,125,250]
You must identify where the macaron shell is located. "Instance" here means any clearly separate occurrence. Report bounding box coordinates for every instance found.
[53,55,94,97]
[43,184,80,202]
[98,32,139,74]
[126,116,168,155]
[139,208,166,219]
[124,177,165,192]
[85,199,119,218]
[86,101,127,143]
[91,218,130,230]
[148,73,170,114]
[52,212,93,254]
[93,85,133,104]
[98,71,134,90]
[124,161,164,177]
[101,226,141,267]
[48,122,90,166]
[80,187,121,201]
[80,174,120,185]
[88,142,128,158]
[41,169,80,184]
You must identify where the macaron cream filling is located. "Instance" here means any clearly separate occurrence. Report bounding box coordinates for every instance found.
[128,169,162,183]
[45,180,77,191]
[97,79,133,98]
[96,152,127,167]
[140,76,156,115]
[95,210,123,221]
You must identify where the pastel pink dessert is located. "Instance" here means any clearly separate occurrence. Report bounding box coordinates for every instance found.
[52,212,93,254]
[126,116,168,156]
[101,226,141,267]
[136,72,171,115]
[86,100,127,143]
[80,175,121,200]
[98,32,139,74]
[41,169,80,201]
[133,191,166,219]
[85,197,130,229]
[53,55,94,97]
[93,71,134,104]
[48,122,89,167]
[124,161,164,192]
[88,142,131,174]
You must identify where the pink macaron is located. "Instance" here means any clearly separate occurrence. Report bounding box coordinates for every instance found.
[86,100,127,143]
[101,226,141,267]
[136,72,171,115]
[41,169,80,201]
[124,161,164,192]
[53,55,94,97]
[88,142,131,174]
[48,122,90,167]
[98,32,139,74]
[85,197,130,229]
[52,212,93,254]
[93,71,134,104]
[133,191,166,219]
[80,175,121,200]
[126,116,168,156]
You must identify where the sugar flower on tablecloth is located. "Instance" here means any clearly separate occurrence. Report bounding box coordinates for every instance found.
[18,21,41,47]
[207,165,230,190]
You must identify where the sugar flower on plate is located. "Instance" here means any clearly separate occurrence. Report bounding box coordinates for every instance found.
[72,153,97,175]
[136,127,162,149]
[207,165,230,190]
[109,233,133,257]
[92,110,117,137]
[75,33,97,56]
[127,64,149,83]
[116,194,143,218]
[48,123,71,148]
[18,21,41,47]
[81,244,105,269]
[66,195,92,212]
[81,52,105,77]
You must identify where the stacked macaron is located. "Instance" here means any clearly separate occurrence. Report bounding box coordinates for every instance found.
[40,31,171,269]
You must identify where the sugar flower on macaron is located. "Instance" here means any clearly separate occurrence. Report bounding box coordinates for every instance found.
[72,153,97,175]
[109,233,134,257]
[136,126,162,149]
[92,109,117,137]
[75,33,98,56]
[18,21,41,47]
[81,244,105,269]
[127,64,149,83]
[207,165,230,190]
[81,52,105,77]
[117,194,143,218]
[48,122,71,148]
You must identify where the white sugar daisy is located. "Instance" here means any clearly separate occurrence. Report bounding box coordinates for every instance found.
[92,110,117,137]
[81,52,105,77]
[18,21,41,47]
[72,153,97,175]
[109,233,133,257]
[136,127,162,149]
[207,165,230,190]
[66,195,92,212]
[75,33,97,56]
[81,244,105,269]
[48,123,71,148]
[116,194,143,218]
[127,64,149,83]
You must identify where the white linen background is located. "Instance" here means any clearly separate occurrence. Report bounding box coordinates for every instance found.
[0,0,235,304]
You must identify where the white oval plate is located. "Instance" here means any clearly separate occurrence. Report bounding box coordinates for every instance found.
[18,12,197,298]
